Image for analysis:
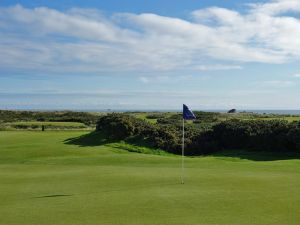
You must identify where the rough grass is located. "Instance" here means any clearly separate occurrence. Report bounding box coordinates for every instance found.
[6,121,88,130]
[0,131,300,225]
[9,121,86,126]
[130,112,177,124]
[258,116,300,122]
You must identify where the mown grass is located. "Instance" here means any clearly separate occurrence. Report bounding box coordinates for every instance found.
[0,131,300,225]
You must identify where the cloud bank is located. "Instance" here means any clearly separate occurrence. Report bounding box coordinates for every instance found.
[1,0,300,74]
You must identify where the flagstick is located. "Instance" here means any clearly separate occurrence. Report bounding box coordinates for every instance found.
[181,118,185,184]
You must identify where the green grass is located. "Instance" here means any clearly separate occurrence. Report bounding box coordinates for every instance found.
[6,121,88,129]
[131,112,159,123]
[258,116,300,122]
[1,131,300,225]
[131,112,177,124]
[9,121,87,126]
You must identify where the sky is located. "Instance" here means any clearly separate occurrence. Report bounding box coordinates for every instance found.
[0,0,300,110]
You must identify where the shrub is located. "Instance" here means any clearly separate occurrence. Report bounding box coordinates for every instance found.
[146,114,165,119]
[97,114,137,139]
[212,119,291,152]
[96,114,300,155]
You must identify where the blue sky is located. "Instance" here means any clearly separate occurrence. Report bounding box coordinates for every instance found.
[0,0,300,110]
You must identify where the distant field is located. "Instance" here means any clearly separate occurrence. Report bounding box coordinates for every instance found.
[216,114,300,123]
[5,121,89,130]
[130,112,176,124]
[10,121,86,126]
[131,112,158,123]
[258,116,300,122]
[1,131,300,225]
[131,112,300,124]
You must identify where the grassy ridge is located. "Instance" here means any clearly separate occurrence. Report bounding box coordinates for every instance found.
[258,116,300,122]
[1,131,300,225]
[8,121,88,129]
[10,121,86,126]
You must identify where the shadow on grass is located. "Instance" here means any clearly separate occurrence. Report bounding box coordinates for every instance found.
[64,131,169,155]
[64,131,300,161]
[34,194,73,199]
[210,149,300,161]
[63,131,150,148]
[64,131,112,147]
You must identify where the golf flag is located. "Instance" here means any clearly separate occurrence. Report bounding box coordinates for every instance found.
[183,104,196,120]
[181,104,195,184]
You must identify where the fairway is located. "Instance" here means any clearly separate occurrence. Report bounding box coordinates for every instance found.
[1,131,300,225]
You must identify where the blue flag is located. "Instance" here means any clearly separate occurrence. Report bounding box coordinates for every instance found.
[183,104,196,120]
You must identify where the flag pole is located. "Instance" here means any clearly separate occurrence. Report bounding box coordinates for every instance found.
[181,104,195,184]
[181,117,185,184]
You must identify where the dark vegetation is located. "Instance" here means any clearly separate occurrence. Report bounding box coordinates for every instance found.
[145,113,165,119]
[0,110,100,130]
[227,109,237,113]
[96,114,181,153]
[96,113,300,155]
[0,110,99,125]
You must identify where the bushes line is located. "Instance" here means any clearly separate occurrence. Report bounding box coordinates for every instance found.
[0,110,99,126]
[96,114,300,155]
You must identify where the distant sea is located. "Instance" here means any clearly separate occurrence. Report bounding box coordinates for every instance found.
[236,110,300,115]
[85,109,300,115]
[2,108,300,115]
[204,110,300,115]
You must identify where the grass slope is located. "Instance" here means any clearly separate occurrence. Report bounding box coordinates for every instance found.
[0,131,300,225]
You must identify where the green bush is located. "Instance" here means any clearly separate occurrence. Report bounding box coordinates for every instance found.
[96,114,300,155]
[97,114,135,139]
[212,120,292,152]
[96,114,181,153]
[146,114,165,119]
[0,110,99,126]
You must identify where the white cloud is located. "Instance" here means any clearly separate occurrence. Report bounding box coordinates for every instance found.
[3,5,137,43]
[248,0,300,16]
[138,75,183,84]
[192,65,243,71]
[293,73,300,77]
[138,77,150,83]
[261,80,295,88]
[192,7,243,25]
[1,2,300,74]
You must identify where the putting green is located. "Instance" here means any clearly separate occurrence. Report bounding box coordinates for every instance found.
[0,131,300,225]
